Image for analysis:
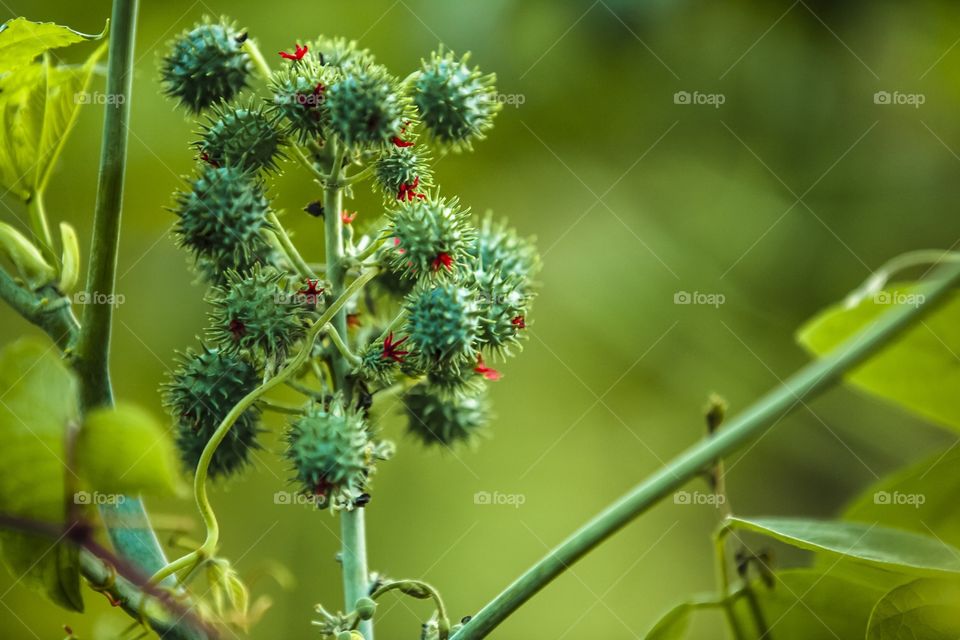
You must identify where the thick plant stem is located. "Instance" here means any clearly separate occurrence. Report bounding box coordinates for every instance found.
[452,260,960,640]
[70,0,174,596]
[74,0,136,409]
[325,152,374,639]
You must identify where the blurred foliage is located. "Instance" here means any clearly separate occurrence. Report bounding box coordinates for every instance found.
[2,0,960,638]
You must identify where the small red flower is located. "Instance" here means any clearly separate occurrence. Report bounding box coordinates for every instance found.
[299,279,324,305]
[341,210,357,224]
[279,43,309,61]
[474,355,501,381]
[382,332,409,363]
[432,252,454,271]
[512,315,526,329]
[397,176,426,201]
[199,151,219,167]
[229,318,246,341]
[391,136,415,148]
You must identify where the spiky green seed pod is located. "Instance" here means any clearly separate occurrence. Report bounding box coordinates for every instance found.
[192,236,279,287]
[161,20,251,113]
[172,165,271,262]
[268,58,337,143]
[312,36,374,72]
[404,282,481,369]
[207,265,307,360]
[354,339,400,384]
[284,397,390,510]
[374,145,433,199]
[471,212,540,287]
[326,65,405,148]
[196,101,286,173]
[386,196,476,281]
[412,49,499,150]
[405,383,489,447]
[424,364,486,400]
[471,268,531,356]
[164,346,262,479]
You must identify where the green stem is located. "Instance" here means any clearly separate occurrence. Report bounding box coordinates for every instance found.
[371,580,450,638]
[257,398,305,415]
[73,0,136,409]
[325,142,374,639]
[714,525,746,640]
[845,248,960,307]
[451,259,960,640]
[327,323,361,367]
[344,164,375,186]
[67,0,178,610]
[0,273,79,351]
[266,212,317,279]
[242,38,272,79]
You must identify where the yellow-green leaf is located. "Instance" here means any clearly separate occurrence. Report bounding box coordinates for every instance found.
[732,569,886,638]
[0,17,106,72]
[867,578,960,639]
[0,338,82,611]
[728,516,960,577]
[798,284,960,432]
[0,41,106,199]
[76,403,181,498]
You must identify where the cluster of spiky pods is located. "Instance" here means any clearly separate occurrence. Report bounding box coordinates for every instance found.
[158,16,538,636]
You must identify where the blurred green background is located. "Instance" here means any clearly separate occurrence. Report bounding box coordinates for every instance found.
[3,0,960,638]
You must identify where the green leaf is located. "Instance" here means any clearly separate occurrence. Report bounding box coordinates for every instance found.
[732,569,886,638]
[644,601,694,639]
[76,402,181,498]
[867,578,960,639]
[843,445,960,548]
[0,338,82,611]
[0,41,106,199]
[728,516,960,576]
[0,17,106,72]
[797,284,960,432]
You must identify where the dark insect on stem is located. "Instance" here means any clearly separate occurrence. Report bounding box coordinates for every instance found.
[353,493,371,507]
[304,200,325,218]
[234,32,248,44]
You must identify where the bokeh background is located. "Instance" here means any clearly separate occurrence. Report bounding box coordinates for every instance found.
[3,0,960,638]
